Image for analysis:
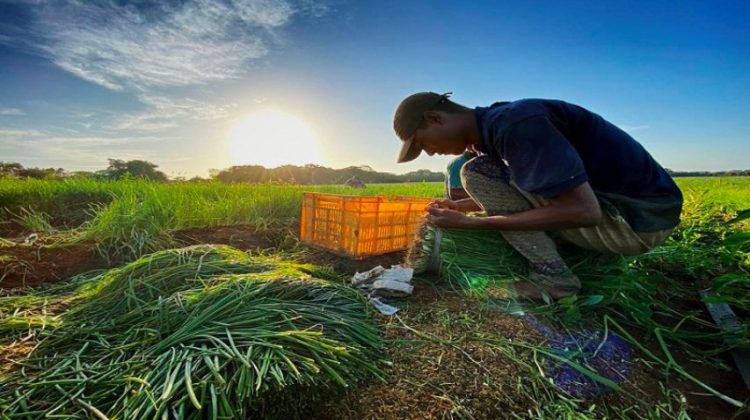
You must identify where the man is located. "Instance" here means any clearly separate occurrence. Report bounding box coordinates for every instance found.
[345,175,366,188]
[393,92,683,300]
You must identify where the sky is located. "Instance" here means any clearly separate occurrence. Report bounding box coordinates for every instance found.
[0,0,748,177]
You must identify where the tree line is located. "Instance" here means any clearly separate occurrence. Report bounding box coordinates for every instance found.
[1,159,168,182]
[664,169,750,177]
[210,164,443,184]
[2,159,748,184]
[0,160,444,184]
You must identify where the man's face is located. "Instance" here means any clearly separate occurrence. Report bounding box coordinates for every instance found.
[414,111,467,157]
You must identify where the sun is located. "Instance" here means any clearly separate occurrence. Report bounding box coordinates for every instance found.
[228,109,321,167]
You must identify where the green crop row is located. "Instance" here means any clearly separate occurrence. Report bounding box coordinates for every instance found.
[1,177,747,260]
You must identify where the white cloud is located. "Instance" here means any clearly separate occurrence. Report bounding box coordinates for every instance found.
[0,129,44,137]
[0,130,165,168]
[0,108,25,116]
[139,95,237,121]
[6,0,323,130]
[111,94,237,132]
[25,0,306,91]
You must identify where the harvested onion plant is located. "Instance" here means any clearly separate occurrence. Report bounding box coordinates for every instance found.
[407,223,528,295]
[0,245,383,419]
[68,244,273,321]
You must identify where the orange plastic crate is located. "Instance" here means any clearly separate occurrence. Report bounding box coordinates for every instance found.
[300,193,432,259]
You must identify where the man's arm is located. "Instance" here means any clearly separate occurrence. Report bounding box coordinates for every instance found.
[430,196,482,212]
[448,188,471,201]
[427,182,602,231]
[454,197,482,212]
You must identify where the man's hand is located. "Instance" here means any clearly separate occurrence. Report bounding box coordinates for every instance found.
[426,206,477,228]
[428,198,459,211]
[429,197,482,213]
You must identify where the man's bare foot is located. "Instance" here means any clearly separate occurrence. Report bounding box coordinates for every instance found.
[510,272,581,301]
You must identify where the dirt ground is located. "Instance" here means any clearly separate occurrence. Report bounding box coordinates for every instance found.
[311,281,546,419]
[172,224,292,251]
[1,225,748,418]
[0,240,106,289]
[308,278,748,419]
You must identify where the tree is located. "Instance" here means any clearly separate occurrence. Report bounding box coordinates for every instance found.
[214,165,269,183]
[210,163,445,185]
[17,167,61,179]
[0,162,66,179]
[0,162,24,177]
[103,159,168,182]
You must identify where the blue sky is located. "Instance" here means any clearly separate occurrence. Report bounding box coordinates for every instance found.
[0,0,748,177]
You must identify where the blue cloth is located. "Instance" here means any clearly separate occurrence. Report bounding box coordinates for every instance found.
[445,151,473,190]
[528,317,632,399]
[474,99,683,232]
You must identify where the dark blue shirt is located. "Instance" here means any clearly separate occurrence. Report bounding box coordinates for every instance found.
[474,99,682,232]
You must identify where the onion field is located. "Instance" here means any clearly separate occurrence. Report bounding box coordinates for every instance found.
[1,177,748,418]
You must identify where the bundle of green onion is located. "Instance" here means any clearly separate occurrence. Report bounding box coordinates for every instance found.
[71,245,268,318]
[407,224,528,295]
[0,245,382,419]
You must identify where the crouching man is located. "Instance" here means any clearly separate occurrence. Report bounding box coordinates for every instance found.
[393,92,683,300]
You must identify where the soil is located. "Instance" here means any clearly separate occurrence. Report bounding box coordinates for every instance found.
[311,279,750,419]
[0,219,24,238]
[299,248,408,276]
[172,224,292,251]
[312,280,547,419]
[0,241,107,289]
[633,335,749,419]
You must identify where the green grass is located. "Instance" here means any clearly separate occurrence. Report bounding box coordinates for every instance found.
[677,176,750,209]
[0,178,442,260]
[2,176,747,230]
[0,178,442,221]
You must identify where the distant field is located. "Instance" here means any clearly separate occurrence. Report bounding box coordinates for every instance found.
[676,176,750,208]
[0,177,442,228]
[0,176,747,260]
[1,176,747,223]
[0,179,443,258]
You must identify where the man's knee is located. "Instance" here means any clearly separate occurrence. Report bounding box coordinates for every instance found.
[460,155,510,192]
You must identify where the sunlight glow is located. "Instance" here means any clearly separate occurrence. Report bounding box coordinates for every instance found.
[228,109,321,167]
